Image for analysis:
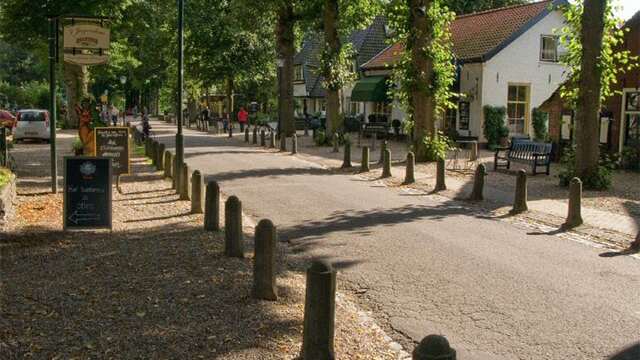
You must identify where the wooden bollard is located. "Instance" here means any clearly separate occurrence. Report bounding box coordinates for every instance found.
[304,120,309,136]
[360,146,370,172]
[434,157,446,191]
[204,181,220,231]
[144,138,150,157]
[341,143,352,168]
[404,151,416,184]
[260,130,266,146]
[562,177,584,229]
[413,335,456,360]
[270,132,276,148]
[152,141,159,165]
[228,124,233,138]
[164,150,172,178]
[191,170,204,214]
[245,126,250,142]
[468,164,486,201]
[382,149,392,178]
[510,169,528,214]
[253,126,258,145]
[280,133,287,152]
[172,158,179,190]
[251,219,278,301]
[179,163,191,201]
[379,140,388,164]
[157,143,166,171]
[292,134,298,155]
[300,260,336,360]
[332,133,339,153]
[224,196,244,258]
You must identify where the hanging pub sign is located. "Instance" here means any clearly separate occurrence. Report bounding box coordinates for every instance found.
[63,23,110,66]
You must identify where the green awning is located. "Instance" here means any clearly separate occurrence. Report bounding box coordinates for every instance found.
[351,76,389,102]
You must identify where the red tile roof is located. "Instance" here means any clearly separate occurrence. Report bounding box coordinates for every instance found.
[362,0,554,69]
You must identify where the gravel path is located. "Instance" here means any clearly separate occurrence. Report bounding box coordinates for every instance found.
[0,131,405,359]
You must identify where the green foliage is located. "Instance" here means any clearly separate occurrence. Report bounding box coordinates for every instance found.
[314,130,350,147]
[620,145,639,172]
[0,166,11,187]
[443,0,526,15]
[531,108,548,141]
[558,147,614,190]
[482,105,508,150]
[556,1,640,107]
[411,131,451,162]
[71,137,84,155]
[386,0,457,123]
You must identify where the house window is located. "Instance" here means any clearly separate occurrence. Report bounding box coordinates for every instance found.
[350,101,359,114]
[319,99,326,112]
[624,91,640,147]
[294,66,304,81]
[540,35,558,62]
[373,102,391,118]
[507,84,529,134]
[444,107,457,131]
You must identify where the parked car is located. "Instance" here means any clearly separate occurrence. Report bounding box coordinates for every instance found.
[0,109,15,131]
[12,109,51,143]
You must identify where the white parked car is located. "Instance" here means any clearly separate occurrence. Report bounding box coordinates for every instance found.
[12,109,51,143]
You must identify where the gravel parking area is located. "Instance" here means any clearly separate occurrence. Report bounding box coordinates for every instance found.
[0,132,405,359]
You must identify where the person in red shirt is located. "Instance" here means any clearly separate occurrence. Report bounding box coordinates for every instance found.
[237,106,249,132]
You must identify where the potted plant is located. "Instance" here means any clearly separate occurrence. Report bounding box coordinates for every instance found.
[71,137,84,156]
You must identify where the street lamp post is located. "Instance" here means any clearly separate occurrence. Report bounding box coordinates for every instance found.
[275,54,285,136]
[48,18,58,194]
[119,75,127,125]
[175,0,185,173]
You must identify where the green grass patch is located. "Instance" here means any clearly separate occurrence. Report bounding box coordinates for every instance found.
[0,166,12,187]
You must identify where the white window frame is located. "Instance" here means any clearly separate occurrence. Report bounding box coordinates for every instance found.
[507,84,530,135]
[294,66,304,81]
[540,35,558,62]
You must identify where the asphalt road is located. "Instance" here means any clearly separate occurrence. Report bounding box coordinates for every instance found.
[150,120,640,360]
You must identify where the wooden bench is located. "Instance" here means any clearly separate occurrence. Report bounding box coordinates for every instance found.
[494,141,552,175]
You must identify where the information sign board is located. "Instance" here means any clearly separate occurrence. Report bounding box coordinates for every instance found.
[63,156,112,230]
[93,127,130,176]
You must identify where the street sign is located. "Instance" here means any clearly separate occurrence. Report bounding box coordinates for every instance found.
[63,156,112,231]
[93,127,130,176]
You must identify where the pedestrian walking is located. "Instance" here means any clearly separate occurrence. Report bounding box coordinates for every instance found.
[132,105,139,121]
[222,109,229,133]
[202,105,211,129]
[237,106,248,132]
[111,105,119,126]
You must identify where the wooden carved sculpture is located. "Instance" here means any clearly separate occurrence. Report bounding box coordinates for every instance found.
[76,103,95,155]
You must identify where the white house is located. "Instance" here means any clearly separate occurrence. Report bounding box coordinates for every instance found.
[357,0,569,141]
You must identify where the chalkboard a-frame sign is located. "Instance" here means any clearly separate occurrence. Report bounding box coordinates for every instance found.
[63,156,112,231]
[93,127,130,176]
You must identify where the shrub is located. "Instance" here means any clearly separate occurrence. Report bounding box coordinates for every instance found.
[314,130,350,147]
[558,147,614,190]
[71,137,84,155]
[411,131,451,162]
[532,108,548,141]
[483,105,508,149]
[620,145,639,172]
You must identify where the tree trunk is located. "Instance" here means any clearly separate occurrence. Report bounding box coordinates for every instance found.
[323,0,343,135]
[276,3,296,136]
[409,0,437,161]
[574,0,605,180]
[226,77,235,119]
[188,95,198,125]
[63,63,88,127]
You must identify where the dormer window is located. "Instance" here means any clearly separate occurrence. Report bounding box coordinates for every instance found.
[294,65,304,81]
[540,35,558,62]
